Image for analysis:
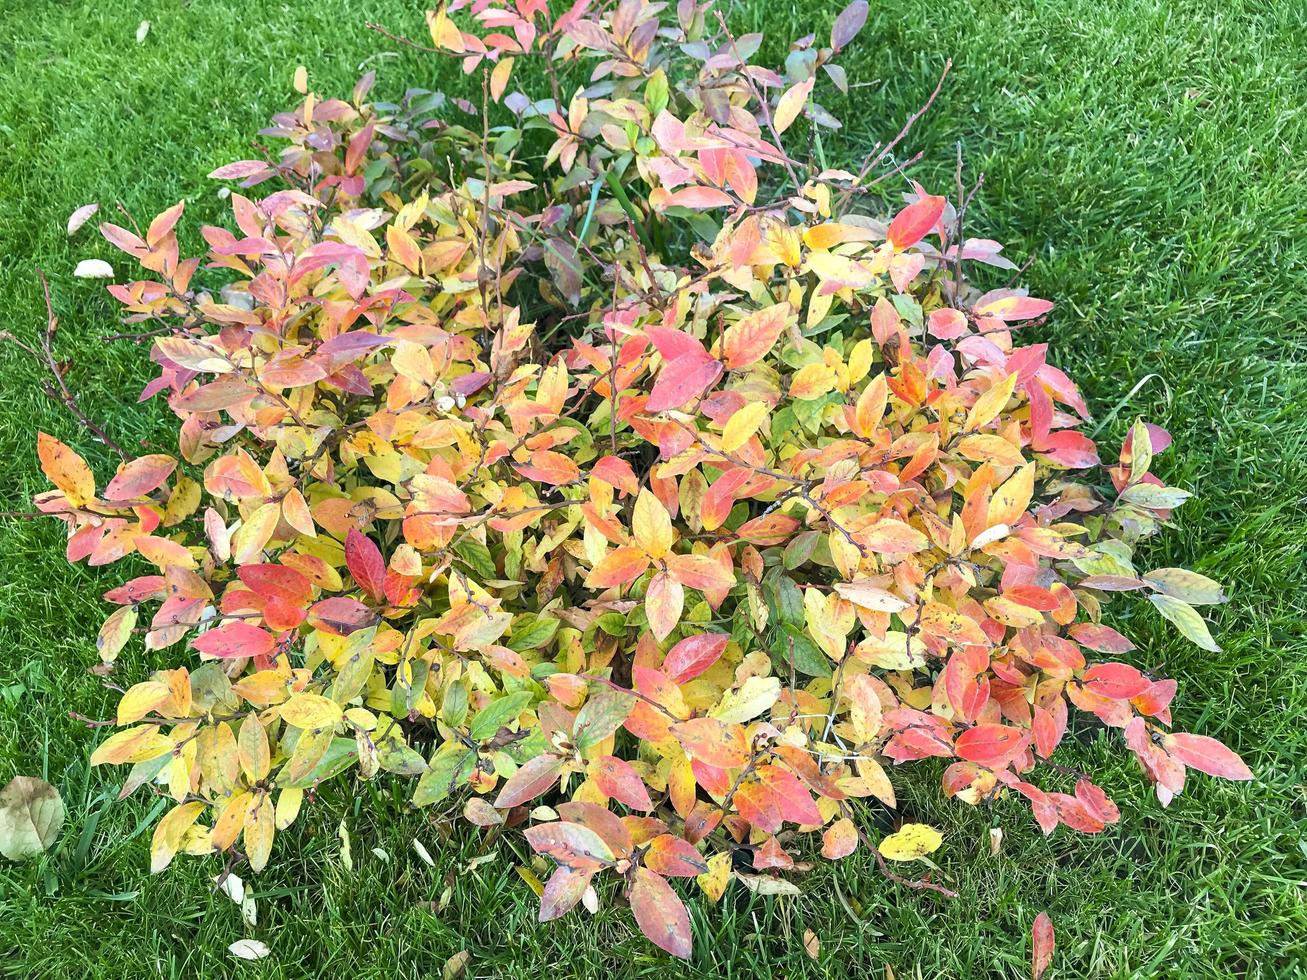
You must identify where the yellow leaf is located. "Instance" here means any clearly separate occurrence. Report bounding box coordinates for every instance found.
[90,726,173,766]
[276,787,304,830]
[710,676,781,724]
[696,851,732,902]
[721,401,769,452]
[878,823,942,861]
[490,57,514,103]
[280,693,343,730]
[515,864,545,897]
[150,801,205,873]
[774,77,815,134]
[790,362,838,400]
[244,792,275,872]
[964,372,1018,432]
[1150,594,1221,652]
[426,7,465,53]
[238,714,270,782]
[632,488,673,559]
[989,462,1035,527]
[232,501,281,564]
[802,222,877,251]
[36,432,95,507]
[117,681,172,725]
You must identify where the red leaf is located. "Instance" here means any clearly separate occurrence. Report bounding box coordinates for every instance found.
[646,354,723,412]
[238,564,311,605]
[591,755,654,811]
[886,194,946,250]
[591,455,638,496]
[662,633,729,683]
[1031,700,1066,758]
[307,596,378,635]
[954,724,1029,769]
[1082,662,1151,700]
[1074,778,1120,824]
[495,752,565,807]
[1163,733,1253,780]
[192,621,275,660]
[1032,912,1055,980]
[345,529,386,602]
[630,867,692,959]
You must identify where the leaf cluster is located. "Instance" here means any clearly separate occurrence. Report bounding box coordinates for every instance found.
[27,0,1250,958]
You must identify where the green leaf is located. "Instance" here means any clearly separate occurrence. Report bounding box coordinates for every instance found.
[1119,483,1192,509]
[277,738,358,789]
[1150,594,1221,652]
[453,538,497,582]
[572,686,635,752]
[778,625,832,678]
[509,614,559,652]
[413,746,477,807]
[441,681,469,727]
[1144,568,1226,605]
[469,690,534,741]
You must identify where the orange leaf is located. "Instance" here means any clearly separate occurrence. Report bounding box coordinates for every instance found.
[37,432,95,506]
[590,756,653,811]
[886,194,946,250]
[670,717,750,769]
[585,547,650,589]
[721,304,791,370]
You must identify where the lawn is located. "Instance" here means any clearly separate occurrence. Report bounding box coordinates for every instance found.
[0,0,1304,976]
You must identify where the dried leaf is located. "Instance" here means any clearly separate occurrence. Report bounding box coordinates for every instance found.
[0,776,65,860]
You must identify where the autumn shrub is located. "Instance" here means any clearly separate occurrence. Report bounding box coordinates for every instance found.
[25,0,1251,959]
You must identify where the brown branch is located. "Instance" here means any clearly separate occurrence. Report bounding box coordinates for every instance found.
[839,802,959,899]
[0,269,129,459]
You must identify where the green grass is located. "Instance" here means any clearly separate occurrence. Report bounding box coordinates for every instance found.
[1,0,1304,976]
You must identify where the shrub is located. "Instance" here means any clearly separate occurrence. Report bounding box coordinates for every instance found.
[25,0,1249,958]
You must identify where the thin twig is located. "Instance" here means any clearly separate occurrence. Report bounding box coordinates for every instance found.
[0,269,128,458]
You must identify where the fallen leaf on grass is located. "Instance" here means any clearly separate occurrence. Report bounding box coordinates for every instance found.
[67,203,99,236]
[228,939,270,961]
[0,776,65,861]
[73,259,113,279]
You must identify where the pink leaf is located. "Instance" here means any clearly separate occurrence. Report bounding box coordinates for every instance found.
[192,622,276,660]
[1032,912,1055,979]
[1163,733,1253,780]
[104,455,176,501]
[662,633,730,683]
[208,160,272,180]
[646,354,723,412]
[630,867,692,959]
[494,753,564,807]
[663,186,734,210]
[831,1,870,49]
